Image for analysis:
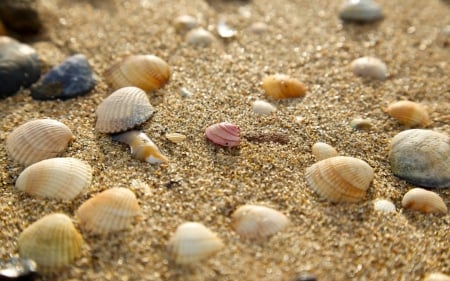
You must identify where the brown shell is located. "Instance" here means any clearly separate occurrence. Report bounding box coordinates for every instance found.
[402,188,447,213]
[386,100,430,127]
[262,74,307,99]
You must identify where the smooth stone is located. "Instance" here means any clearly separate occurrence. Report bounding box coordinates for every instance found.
[31,54,95,100]
[351,56,387,80]
[0,0,42,33]
[186,28,215,46]
[389,129,450,189]
[0,258,38,281]
[339,0,383,23]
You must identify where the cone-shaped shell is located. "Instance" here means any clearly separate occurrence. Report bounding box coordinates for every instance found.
[305,156,374,203]
[6,119,73,166]
[386,100,430,127]
[16,157,92,200]
[311,142,338,161]
[167,222,224,264]
[112,131,169,163]
[262,74,307,99]
[402,188,447,214]
[18,213,84,273]
[95,87,154,133]
[231,205,289,239]
[205,122,240,147]
[106,55,170,92]
[76,187,141,234]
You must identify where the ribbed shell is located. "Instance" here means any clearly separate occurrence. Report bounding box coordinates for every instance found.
[262,74,307,99]
[18,213,84,273]
[311,142,339,161]
[106,55,170,92]
[305,156,374,203]
[205,122,240,147]
[402,188,447,214]
[386,100,430,127]
[95,87,154,133]
[6,119,73,166]
[15,157,92,200]
[76,187,141,234]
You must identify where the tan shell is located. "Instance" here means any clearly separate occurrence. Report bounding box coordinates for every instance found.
[386,100,430,127]
[95,87,154,133]
[311,142,339,161]
[305,156,374,203]
[424,273,450,281]
[350,118,372,130]
[16,157,92,200]
[402,188,447,214]
[167,222,224,264]
[231,205,289,239]
[262,74,307,99]
[76,187,141,234]
[6,119,74,166]
[18,213,84,273]
[106,55,170,92]
[165,132,187,143]
[112,131,169,163]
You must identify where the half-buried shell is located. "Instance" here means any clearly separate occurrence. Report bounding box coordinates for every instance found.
[262,74,307,99]
[311,142,338,161]
[402,188,447,214]
[205,122,240,147]
[386,100,430,127]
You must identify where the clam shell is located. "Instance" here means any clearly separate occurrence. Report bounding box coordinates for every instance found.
[76,187,141,234]
[262,74,307,99]
[186,28,215,46]
[167,222,224,264]
[339,0,383,23]
[252,99,276,115]
[165,132,187,144]
[15,157,92,200]
[205,122,240,147]
[6,119,74,167]
[351,56,387,80]
[95,87,154,133]
[386,100,430,127]
[373,199,396,213]
[231,205,289,239]
[305,156,374,203]
[402,188,447,214]
[311,142,338,161]
[18,213,84,273]
[106,55,170,92]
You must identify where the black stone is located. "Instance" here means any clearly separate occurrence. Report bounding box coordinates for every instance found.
[0,0,42,34]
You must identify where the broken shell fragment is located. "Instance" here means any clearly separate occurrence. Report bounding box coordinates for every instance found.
[351,56,387,80]
[217,19,236,38]
[386,100,430,127]
[402,188,447,214]
[205,122,240,147]
[165,132,187,144]
[262,74,307,99]
[311,142,338,161]
[252,99,276,115]
[373,199,396,213]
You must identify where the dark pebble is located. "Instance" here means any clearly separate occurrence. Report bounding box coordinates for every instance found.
[0,0,42,34]
[294,273,317,281]
[0,258,38,281]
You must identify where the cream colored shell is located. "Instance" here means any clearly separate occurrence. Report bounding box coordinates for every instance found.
[165,132,187,143]
[262,74,307,99]
[311,142,338,161]
[423,272,450,281]
[386,100,430,127]
[402,188,447,214]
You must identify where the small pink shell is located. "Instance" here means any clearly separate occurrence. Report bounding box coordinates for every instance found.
[205,122,240,147]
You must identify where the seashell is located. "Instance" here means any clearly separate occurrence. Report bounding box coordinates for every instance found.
[179,87,193,98]
[305,156,374,203]
[173,15,198,32]
[18,213,84,273]
[0,258,37,280]
[31,54,95,100]
[389,129,450,189]
[351,56,387,80]
[424,273,450,281]
[76,187,141,234]
[105,55,170,92]
[95,87,154,133]
[217,19,236,38]
[167,222,224,264]
[262,74,307,99]
[16,157,92,200]
[205,122,240,147]
[186,28,215,46]
[386,100,430,127]
[165,132,187,144]
[402,188,447,214]
[311,142,338,161]
[339,0,383,23]
[231,205,289,239]
[6,119,74,166]
[350,118,372,130]
[373,199,396,213]
[112,130,169,164]
[250,22,268,34]
[252,99,276,115]
[0,36,41,98]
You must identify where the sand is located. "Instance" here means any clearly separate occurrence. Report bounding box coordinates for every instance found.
[0,0,449,280]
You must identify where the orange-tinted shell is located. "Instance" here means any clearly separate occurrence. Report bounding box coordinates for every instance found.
[386,100,430,127]
[262,74,307,99]
[402,188,447,213]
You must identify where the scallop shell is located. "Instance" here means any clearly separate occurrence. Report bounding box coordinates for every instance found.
[6,119,74,167]
[339,0,383,23]
[386,100,430,127]
[167,222,224,265]
[76,187,141,234]
[231,205,289,239]
[205,122,240,147]
[252,99,276,115]
[351,56,387,80]
[311,142,338,161]
[262,74,307,99]
[186,28,215,46]
[373,199,396,213]
[95,87,154,133]
[105,55,170,92]
[18,213,84,273]
[15,157,92,200]
[402,188,447,214]
[165,132,187,144]
[305,156,374,203]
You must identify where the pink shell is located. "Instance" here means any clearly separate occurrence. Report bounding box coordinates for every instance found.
[205,122,240,147]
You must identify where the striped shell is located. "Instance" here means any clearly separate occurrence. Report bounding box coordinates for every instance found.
[106,55,170,92]
[402,188,447,214]
[6,119,73,166]
[95,87,154,133]
[311,142,338,161]
[18,213,84,273]
[351,56,387,80]
[262,74,307,99]
[386,100,430,127]
[76,187,141,234]
[305,156,374,203]
[205,122,240,147]
[16,157,92,200]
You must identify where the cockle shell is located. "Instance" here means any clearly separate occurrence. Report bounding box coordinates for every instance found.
[231,205,289,240]
[165,132,187,144]
[6,119,74,167]
[252,99,276,115]
[351,56,387,80]
[167,222,224,265]
[95,87,154,133]
[311,142,338,161]
[339,0,383,23]
[105,55,170,92]
[205,122,240,147]
[15,157,92,200]
[262,74,307,99]
[402,188,447,214]
[18,213,84,273]
[112,130,169,164]
[373,199,396,213]
[386,100,430,127]
[305,156,374,203]
[76,187,141,234]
